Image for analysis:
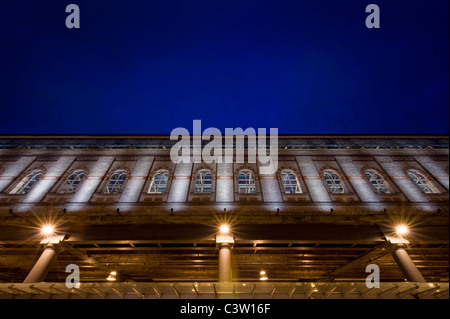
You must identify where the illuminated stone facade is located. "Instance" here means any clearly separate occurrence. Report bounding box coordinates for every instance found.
[0,136,448,299]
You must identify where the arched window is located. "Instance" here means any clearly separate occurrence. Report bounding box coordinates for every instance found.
[58,170,86,194]
[280,170,302,194]
[148,172,169,194]
[104,170,127,194]
[365,169,390,194]
[323,169,346,194]
[238,169,256,194]
[195,170,212,193]
[10,170,43,195]
[407,169,439,194]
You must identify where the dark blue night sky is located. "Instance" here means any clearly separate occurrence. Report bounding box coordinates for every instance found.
[0,0,448,135]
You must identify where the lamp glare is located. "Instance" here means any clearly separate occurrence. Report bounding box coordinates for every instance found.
[396,225,409,235]
[41,225,54,236]
[220,225,230,234]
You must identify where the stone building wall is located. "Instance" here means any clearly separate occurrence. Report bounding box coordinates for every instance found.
[0,143,448,204]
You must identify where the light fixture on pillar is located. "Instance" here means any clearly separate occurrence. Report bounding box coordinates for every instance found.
[23,220,65,283]
[107,271,117,281]
[216,224,233,244]
[216,225,234,283]
[259,270,268,281]
[396,224,409,236]
[41,225,55,237]
[220,224,230,234]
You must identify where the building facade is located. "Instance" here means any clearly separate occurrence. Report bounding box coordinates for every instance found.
[0,136,448,299]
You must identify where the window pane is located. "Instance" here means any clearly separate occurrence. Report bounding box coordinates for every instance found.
[10,172,43,195]
[324,170,345,194]
[149,173,169,194]
[408,171,437,194]
[59,171,85,194]
[105,171,127,194]
[281,171,301,194]
[238,170,256,194]
[195,171,212,194]
[365,170,390,194]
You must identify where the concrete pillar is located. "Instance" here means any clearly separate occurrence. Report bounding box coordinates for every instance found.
[216,232,234,283]
[23,244,58,283]
[389,244,426,282]
[218,243,232,282]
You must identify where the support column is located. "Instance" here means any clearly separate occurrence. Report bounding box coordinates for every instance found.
[388,244,426,282]
[218,244,232,282]
[23,244,59,283]
[216,232,234,283]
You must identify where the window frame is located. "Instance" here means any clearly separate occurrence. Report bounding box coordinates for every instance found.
[322,168,347,194]
[276,167,311,202]
[9,169,45,195]
[364,168,391,195]
[103,169,128,194]
[279,169,302,194]
[57,169,87,194]
[238,169,257,194]
[139,167,174,202]
[194,169,213,194]
[406,168,440,194]
[233,166,261,201]
[187,165,216,201]
[148,171,170,194]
